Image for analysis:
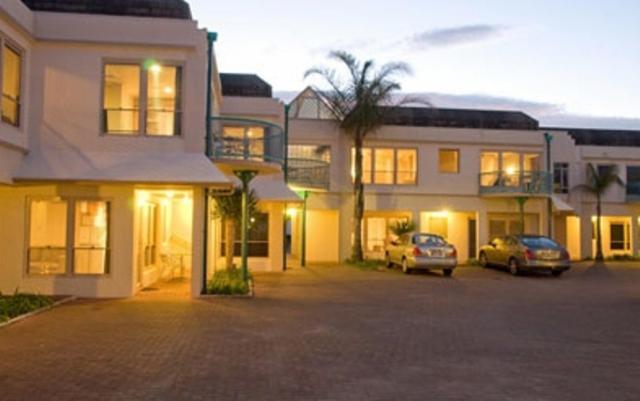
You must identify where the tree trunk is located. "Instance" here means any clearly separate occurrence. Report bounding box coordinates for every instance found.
[225,219,236,269]
[352,132,365,262]
[595,194,604,262]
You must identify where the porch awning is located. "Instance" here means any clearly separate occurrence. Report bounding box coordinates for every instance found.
[12,150,232,186]
[551,195,575,213]
[233,174,302,203]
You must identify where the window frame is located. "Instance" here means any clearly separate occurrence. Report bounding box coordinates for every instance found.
[438,148,460,174]
[554,162,570,194]
[25,197,112,277]
[101,59,184,137]
[351,146,418,186]
[0,36,25,129]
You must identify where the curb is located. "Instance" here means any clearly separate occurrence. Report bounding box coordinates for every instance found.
[0,296,76,329]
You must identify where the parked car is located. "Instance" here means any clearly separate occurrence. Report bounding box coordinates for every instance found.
[479,235,571,277]
[385,233,457,276]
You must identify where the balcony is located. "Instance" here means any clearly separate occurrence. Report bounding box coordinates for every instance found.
[287,157,331,191]
[479,171,552,197]
[209,117,285,174]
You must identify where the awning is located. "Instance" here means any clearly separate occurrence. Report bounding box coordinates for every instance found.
[229,174,302,203]
[12,150,231,186]
[551,195,575,213]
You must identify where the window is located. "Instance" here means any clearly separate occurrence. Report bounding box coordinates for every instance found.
[439,149,459,173]
[626,166,640,196]
[74,201,110,275]
[288,92,335,120]
[28,200,68,275]
[222,126,266,161]
[480,151,541,188]
[554,163,570,194]
[352,147,416,185]
[2,43,22,126]
[221,213,269,257]
[365,215,408,253]
[597,164,615,178]
[610,223,628,251]
[103,63,182,136]
[27,199,110,276]
[288,145,331,162]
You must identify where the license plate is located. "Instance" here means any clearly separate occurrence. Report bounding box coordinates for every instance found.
[539,250,560,260]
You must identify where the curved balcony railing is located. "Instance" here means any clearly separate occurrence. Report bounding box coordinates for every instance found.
[209,116,285,166]
[287,157,331,191]
[479,171,552,196]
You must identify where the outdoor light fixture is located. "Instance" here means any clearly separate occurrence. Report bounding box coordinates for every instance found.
[286,208,298,218]
[136,192,150,207]
[432,210,450,218]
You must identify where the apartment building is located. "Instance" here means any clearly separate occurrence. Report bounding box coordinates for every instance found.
[0,0,300,299]
[284,87,640,264]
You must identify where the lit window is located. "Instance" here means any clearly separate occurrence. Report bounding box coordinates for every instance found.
[524,154,541,172]
[103,64,141,134]
[146,65,182,136]
[374,148,395,184]
[2,44,21,126]
[396,149,417,184]
[222,126,265,160]
[103,63,182,136]
[28,200,68,275]
[610,223,629,251]
[481,152,500,186]
[439,149,459,174]
[351,148,373,184]
[502,152,520,187]
[74,201,110,275]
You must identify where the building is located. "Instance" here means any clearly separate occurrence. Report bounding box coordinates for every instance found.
[284,88,640,264]
[0,0,638,299]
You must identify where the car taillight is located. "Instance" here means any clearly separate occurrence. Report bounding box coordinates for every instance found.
[413,247,422,256]
[561,250,570,260]
[449,248,457,257]
[524,248,537,260]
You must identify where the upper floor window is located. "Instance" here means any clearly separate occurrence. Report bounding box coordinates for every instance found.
[480,151,541,187]
[103,63,182,136]
[352,147,417,185]
[1,43,22,127]
[439,149,459,174]
[288,144,331,162]
[554,162,569,194]
[627,166,640,196]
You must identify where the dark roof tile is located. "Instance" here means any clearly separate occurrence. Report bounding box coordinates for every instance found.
[21,0,192,20]
[220,73,273,98]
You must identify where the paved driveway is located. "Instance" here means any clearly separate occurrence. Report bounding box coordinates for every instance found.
[1,263,640,401]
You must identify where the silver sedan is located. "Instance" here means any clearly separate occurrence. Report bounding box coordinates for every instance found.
[385,233,457,276]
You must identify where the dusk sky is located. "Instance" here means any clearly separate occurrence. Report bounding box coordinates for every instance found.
[189,0,640,129]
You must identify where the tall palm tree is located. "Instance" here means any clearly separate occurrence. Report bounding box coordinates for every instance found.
[305,51,421,262]
[575,163,625,262]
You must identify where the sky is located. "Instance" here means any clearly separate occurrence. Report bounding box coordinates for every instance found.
[189,0,640,129]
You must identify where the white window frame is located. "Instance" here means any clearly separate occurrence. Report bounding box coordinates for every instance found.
[0,35,24,129]
[352,147,418,186]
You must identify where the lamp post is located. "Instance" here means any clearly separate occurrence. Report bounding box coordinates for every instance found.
[544,132,554,237]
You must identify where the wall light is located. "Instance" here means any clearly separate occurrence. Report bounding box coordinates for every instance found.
[286,208,298,218]
[432,210,450,219]
[149,64,162,74]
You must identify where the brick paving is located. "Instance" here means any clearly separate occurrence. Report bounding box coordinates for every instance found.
[1,263,640,401]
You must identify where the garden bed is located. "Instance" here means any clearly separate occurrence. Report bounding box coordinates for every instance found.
[0,293,75,328]
[202,269,254,298]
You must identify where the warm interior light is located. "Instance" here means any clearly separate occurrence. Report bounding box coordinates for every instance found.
[136,192,150,207]
[432,210,450,219]
[149,64,162,74]
[592,216,598,223]
[163,86,173,94]
[506,166,517,176]
[286,208,298,218]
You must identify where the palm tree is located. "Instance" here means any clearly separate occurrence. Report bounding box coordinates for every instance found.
[575,163,625,262]
[305,51,422,262]
[212,189,259,269]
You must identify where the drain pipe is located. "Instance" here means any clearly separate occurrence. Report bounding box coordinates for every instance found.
[283,104,290,271]
[202,31,218,295]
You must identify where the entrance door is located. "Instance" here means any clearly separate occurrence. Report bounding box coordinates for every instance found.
[137,202,158,287]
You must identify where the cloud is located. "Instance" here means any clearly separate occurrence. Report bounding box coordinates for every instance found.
[408,24,509,49]
[275,90,640,130]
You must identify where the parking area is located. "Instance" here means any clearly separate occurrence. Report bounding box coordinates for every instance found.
[1,263,639,401]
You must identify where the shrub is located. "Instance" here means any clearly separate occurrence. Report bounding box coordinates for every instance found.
[206,269,251,295]
[346,258,385,270]
[0,292,54,323]
[606,254,640,262]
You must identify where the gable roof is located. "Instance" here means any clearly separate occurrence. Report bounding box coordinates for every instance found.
[219,73,273,98]
[379,107,539,130]
[544,127,640,147]
[20,0,192,20]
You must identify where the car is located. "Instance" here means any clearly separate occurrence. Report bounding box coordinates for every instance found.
[478,235,571,277]
[385,233,457,276]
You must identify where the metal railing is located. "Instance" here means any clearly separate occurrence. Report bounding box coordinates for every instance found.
[287,157,331,191]
[479,171,552,195]
[209,117,285,166]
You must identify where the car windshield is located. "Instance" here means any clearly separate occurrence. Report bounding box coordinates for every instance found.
[414,235,446,246]
[520,237,559,249]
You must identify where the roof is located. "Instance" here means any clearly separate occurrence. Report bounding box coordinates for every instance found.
[380,107,539,130]
[543,127,640,147]
[12,150,231,186]
[20,0,193,20]
[220,73,273,98]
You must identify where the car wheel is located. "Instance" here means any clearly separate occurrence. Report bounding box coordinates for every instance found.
[552,270,563,277]
[402,258,411,274]
[443,269,453,277]
[508,258,520,276]
[479,252,489,268]
[385,253,393,269]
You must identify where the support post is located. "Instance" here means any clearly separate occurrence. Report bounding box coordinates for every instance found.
[516,197,528,234]
[205,32,217,158]
[236,170,257,281]
[284,104,290,183]
[301,190,309,268]
[544,132,554,237]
